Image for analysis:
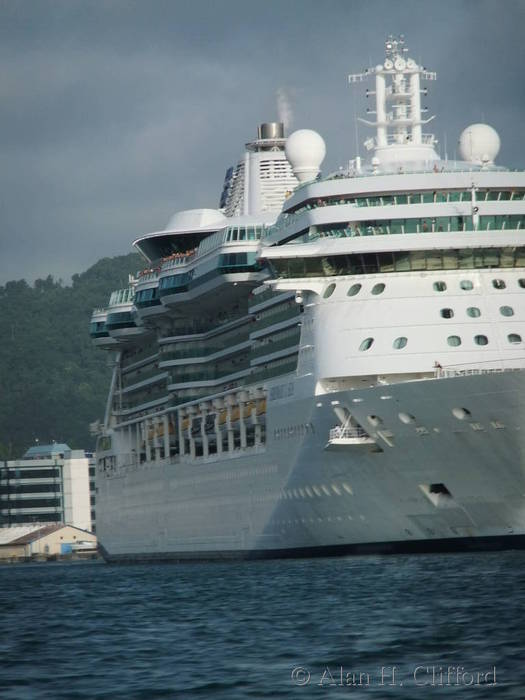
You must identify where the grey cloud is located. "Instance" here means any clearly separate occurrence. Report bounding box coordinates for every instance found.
[0,0,523,284]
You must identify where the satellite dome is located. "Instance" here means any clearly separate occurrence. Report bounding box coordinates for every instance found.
[285,129,326,182]
[458,123,500,164]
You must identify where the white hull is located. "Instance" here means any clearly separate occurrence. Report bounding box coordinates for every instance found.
[96,370,525,561]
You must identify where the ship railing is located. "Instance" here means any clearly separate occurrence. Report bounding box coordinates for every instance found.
[161,252,196,271]
[435,366,522,379]
[329,426,369,440]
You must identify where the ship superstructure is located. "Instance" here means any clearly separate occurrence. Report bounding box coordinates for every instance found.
[91,38,525,561]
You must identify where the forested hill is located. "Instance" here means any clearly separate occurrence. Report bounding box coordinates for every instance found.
[0,253,141,459]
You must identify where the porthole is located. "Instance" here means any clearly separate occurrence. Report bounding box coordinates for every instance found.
[323,283,336,298]
[440,308,454,319]
[508,333,522,344]
[447,335,461,347]
[398,412,416,424]
[460,280,473,290]
[347,283,362,297]
[493,279,506,289]
[371,283,385,295]
[433,281,447,292]
[452,407,471,420]
[393,336,408,349]
[519,279,525,289]
[359,337,374,351]
[466,307,481,318]
[474,335,489,346]
[500,306,514,317]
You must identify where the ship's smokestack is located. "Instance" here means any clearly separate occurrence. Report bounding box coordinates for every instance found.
[258,122,284,140]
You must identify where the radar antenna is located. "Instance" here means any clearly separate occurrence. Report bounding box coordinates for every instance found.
[348,35,439,165]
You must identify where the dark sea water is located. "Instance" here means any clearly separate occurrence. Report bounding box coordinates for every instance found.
[0,552,524,699]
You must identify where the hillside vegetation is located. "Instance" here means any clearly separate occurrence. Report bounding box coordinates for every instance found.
[0,253,141,459]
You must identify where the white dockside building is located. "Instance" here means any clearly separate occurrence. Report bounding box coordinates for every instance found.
[0,443,96,533]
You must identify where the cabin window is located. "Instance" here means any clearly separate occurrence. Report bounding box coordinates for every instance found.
[474,335,489,346]
[466,307,481,318]
[460,280,473,290]
[359,337,374,351]
[347,283,362,297]
[323,283,336,299]
[492,279,506,289]
[500,306,514,316]
[433,281,447,292]
[440,308,454,318]
[393,337,408,349]
[371,283,386,295]
[508,333,522,344]
[447,335,461,347]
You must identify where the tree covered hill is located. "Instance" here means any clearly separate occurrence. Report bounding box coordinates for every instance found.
[0,253,141,459]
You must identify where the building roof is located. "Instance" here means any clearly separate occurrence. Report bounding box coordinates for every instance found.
[0,524,95,546]
[22,443,71,459]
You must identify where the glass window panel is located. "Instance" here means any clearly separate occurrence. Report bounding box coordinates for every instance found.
[484,250,500,267]
[359,338,374,351]
[467,307,481,317]
[378,253,395,272]
[492,279,506,289]
[393,336,408,349]
[347,283,362,297]
[433,281,447,291]
[443,251,458,269]
[323,283,336,298]
[474,335,489,346]
[515,249,525,267]
[508,333,522,344]
[500,248,514,267]
[409,251,426,271]
[371,283,386,295]
[427,252,443,270]
[447,336,461,347]
[500,306,514,317]
[441,308,454,319]
[394,253,411,272]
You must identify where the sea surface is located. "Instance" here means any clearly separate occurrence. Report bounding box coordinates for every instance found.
[0,551,524,699]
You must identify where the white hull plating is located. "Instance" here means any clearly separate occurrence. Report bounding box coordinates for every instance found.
[96,370,525,561]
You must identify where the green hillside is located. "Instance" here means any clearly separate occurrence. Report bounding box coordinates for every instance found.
[0,253,141,459]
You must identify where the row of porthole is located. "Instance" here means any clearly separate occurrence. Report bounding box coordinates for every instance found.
[326,277,525,299]
[359,333,522,351]
[324,282,385,298]
[434,279,525,292]
[369,407,481,425]
[441,306,515,318]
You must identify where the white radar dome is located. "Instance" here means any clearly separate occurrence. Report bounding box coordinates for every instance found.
[458,123,500,165]
[285,129,326,183]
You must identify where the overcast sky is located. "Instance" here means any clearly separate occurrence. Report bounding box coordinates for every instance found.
[1,0,524,285]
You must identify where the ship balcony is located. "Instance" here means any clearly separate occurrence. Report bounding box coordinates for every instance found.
[89,310,119,348]
[217,252,262,274]
[325,426,376,450]
[158,271,191,297]
[106,307,147,342]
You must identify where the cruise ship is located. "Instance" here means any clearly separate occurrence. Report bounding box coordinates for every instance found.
[90,36,525,561]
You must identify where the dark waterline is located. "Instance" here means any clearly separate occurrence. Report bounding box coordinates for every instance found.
[0,551,524,699]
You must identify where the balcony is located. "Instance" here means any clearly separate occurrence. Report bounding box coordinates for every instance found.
[325,426,375,450]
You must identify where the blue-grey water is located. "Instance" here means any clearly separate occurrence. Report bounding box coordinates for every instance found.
[0,552,524,699]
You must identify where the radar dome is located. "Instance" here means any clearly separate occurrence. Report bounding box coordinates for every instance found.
[459,123,500,165]
[285,129,326,182]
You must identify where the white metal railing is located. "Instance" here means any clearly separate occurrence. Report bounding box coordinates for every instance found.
[435,367,521,379]
[329,426,370,440]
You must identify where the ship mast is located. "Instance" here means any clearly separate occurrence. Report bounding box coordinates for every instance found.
[349,35,439,166]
